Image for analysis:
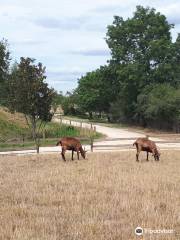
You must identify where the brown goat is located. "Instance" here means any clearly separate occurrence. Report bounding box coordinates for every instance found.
[133,137,160,161]
[56,137,86,161]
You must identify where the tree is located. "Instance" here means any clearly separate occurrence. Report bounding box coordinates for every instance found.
[61,91,77,116]
[73,5,180,131]
[76,71,102,118]
[136,84,180,130]
[0,39,10,105]
[106,6,174,120]
[51,91,64,113]
[8,57,56,153]
[76,65,117,118]
[107,6,173,66]
[168,34,180,87]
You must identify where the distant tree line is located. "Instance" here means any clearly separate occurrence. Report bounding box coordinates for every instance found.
[63,6,180,131]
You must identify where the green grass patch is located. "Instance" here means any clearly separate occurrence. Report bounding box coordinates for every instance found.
[44,122,80,138]
[0,108,103,152]
[43,122,102,139]
[0,120,103,151]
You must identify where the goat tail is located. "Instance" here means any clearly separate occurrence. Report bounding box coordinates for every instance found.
[56,140,62,146]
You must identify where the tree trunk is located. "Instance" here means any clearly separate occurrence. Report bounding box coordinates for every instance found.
[89,112,93,119]
[107,115,111,122]
[31,117,40,154]
[36,140,40,153]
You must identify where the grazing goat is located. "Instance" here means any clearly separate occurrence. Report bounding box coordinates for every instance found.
[56,137,86,161]
[133,137,160,161]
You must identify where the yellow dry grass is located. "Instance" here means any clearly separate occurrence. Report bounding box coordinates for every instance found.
[0,151,179,240]
[0,107,26,126]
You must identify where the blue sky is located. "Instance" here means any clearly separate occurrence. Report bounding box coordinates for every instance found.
[1,0,180,93]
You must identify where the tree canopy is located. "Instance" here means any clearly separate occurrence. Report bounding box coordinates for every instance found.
[74,6,180,131]
[8,57,56,152]
[75,64,118,118]
[0,39,10,105]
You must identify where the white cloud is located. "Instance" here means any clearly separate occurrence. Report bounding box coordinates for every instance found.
[0,0,180,93]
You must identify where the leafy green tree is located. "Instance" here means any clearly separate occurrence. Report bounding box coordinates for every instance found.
[107,6,173,66]
[106,6,174,120]
[51,91,64,113]
[73,5,180,131]
[109,99,125,122]
[76,71,101,118]
[8,57,56,153]
[61,91,77,116]
[0,39,10,105]
[136,84,180,130]
[97,65,118,116]
[76,65,117,118]
[169,34,180,87]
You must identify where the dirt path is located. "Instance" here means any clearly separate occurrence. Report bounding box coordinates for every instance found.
[55,119,180,150]
[0,119,180,156]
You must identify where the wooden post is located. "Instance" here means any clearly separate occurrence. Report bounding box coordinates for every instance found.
[94,126,96,132]
[80,121,82,129]
[70,120,71,125]
[22,134,25,147]
[90,124,94,152]
[90,137,93,152]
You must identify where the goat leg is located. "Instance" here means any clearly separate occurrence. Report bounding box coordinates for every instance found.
[136,153,139,162]
[146,152,149,161]
[71,150,74,161]
[77,150,80,160]
[61,149,66,161]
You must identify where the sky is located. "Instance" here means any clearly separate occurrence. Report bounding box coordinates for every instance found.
[1,0,180,93]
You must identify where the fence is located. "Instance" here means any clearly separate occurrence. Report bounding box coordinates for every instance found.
[58,117,96,131]
[2,116,180,153]
[57,118,96,152]
[57,118,180,151]
[58,118,136,151]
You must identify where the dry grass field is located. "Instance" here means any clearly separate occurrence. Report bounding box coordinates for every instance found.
[0,151,179,240]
